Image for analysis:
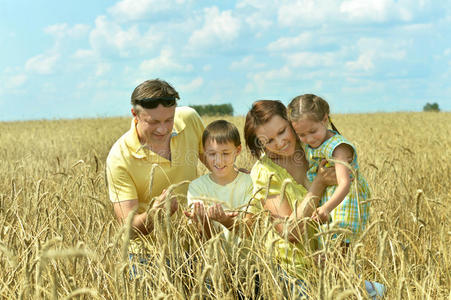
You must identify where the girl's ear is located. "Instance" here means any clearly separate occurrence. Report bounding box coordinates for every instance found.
[322,113,329,125]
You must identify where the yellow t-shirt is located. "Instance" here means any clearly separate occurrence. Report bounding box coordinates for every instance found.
[250,154,318,277]
[187,171,253,240]
[106,106,204,211]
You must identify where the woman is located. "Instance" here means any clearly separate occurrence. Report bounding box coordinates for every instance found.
[244,100,385,299]
[244,100,333,287]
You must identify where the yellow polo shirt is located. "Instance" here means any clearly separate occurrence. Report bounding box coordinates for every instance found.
[106,106,205,213]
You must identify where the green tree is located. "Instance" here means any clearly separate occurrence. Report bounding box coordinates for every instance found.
[423,102,440,112]
[190,103,234,116]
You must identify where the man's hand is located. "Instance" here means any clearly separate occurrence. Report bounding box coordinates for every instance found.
[207,204,239,225]
[151,189,178,216]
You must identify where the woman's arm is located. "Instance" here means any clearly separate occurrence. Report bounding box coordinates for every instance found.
[263,165,333,243]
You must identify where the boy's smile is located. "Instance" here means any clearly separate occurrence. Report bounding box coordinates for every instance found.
[204,139,241,185]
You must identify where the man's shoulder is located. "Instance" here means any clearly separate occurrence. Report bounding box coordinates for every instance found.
[106,131,131,163]
[175,106,201,122]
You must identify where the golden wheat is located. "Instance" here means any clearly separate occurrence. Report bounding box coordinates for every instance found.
[0,112,449,299]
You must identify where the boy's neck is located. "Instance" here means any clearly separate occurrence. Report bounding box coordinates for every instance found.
[209,168,239,186]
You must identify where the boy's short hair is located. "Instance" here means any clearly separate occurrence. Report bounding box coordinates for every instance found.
[202,120,241,148]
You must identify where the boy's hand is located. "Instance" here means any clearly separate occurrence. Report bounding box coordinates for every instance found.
[312,206,330,223]
[207,204,238,225]
[152,189,178,216]
[184,201,208,225]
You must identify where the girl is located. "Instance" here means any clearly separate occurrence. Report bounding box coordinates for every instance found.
[287,94,371,242]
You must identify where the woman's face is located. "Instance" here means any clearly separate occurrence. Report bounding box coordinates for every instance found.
[255,115,297,157]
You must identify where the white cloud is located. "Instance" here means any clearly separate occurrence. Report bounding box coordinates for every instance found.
[89,16,140,57]
[96,62,112,76]
[188,7,241,49]
[88,16,162,57]
[286,52,337,68]
[277,0,434,26]
[203,64,211,71]
[25,53,60,74]
[346,53,375,71]
[237,0,275,29]
[73,49,96,59]
[230,55,265,70]
[278,0,339,27]
[251,66,292,85]
[44,23,90,39]
[267,33,312,52]
[340,0,393,22]
[108,0,172,21]
[4,74,27,89]
[179,77,203,92]
[139,49,193,73]
[345,38,407,71]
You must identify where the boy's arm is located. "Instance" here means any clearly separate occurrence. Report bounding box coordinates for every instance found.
[185,201,214,240]
[208,204,251,233]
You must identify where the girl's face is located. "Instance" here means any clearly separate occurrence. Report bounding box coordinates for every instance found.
[255,115,297,157]
[291,115,328,149]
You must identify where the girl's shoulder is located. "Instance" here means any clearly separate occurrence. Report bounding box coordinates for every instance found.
[318,131,356,158]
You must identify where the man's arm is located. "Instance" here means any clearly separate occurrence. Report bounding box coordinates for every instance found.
[113,190,178,236]
[113,199,151,235]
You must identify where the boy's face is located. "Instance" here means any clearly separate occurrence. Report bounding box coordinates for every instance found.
[204,139,241,180]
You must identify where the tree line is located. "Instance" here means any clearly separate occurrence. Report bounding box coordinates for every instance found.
[190,103,234,116]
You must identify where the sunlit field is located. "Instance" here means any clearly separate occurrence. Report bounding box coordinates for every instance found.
[0,112,450,299]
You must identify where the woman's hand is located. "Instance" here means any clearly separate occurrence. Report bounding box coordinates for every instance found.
[316,159,337,186]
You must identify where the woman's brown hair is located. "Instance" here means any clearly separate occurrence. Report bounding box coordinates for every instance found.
[244,100,289,158]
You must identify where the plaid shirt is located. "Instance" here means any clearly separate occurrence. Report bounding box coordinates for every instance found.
[303,131,370,237]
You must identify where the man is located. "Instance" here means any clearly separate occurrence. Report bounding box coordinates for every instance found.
[106,79,205,244]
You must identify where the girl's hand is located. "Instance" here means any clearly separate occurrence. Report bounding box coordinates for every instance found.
[207,204,238,225]
[316,160,338,186]
[312,206,330,223]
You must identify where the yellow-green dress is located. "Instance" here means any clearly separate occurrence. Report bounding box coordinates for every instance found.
[250,154,318,277]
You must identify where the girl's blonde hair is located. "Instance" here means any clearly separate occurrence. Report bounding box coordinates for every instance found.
[287,94,340,133]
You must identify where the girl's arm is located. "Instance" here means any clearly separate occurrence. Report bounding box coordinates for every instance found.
[315,144,353,222]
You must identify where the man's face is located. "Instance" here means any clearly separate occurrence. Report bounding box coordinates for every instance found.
[133,104,176,146]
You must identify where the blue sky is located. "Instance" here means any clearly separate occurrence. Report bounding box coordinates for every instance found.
[1,0,450,121]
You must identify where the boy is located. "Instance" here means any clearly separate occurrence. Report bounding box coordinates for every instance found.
[185,120,253,240]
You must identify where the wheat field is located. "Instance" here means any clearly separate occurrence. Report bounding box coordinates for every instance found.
[0,112,450,299]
